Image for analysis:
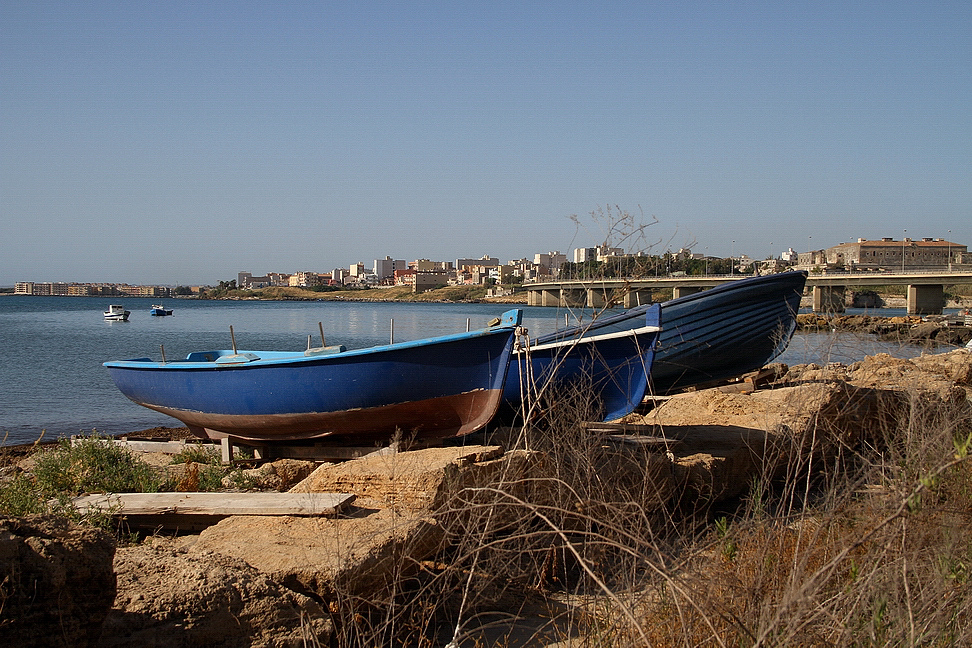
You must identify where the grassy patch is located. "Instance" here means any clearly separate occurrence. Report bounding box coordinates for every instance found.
[31,435,163,496]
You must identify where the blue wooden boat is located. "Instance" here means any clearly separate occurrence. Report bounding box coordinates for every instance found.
[524,271,807,397]
[150,304,173,316]
[650,271,807,392]
[104,309,523,443]
[503,304,661,422]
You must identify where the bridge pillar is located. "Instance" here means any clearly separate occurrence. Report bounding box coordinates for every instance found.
[812,285,846,313]
[527,289,540,307]
[907,284,944,315]
[623,289,653,309]
[540,288,560,307]
[560,288,587,308]
[587,287,608,309]
[672,285,705,299]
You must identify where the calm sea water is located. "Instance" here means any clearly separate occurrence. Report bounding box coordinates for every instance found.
[0,295,957,446]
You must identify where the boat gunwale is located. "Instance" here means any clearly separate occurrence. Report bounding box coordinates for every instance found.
[520,324,661,354]
[104,310,522,371]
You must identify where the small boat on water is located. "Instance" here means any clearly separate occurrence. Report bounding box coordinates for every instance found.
[105,309,523,443]
[524,271,807,397]
[104,305,130,321]
[150,304,173,316]
[503,304,661,422]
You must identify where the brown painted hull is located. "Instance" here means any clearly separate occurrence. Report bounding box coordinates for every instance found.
[144,388,503,443]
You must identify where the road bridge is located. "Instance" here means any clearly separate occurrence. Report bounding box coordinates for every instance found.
[522,270,972,315]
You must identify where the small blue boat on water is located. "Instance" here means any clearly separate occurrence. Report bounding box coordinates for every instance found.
[150,304,173,316]
[503,304,661,422]
[105,309,523,443]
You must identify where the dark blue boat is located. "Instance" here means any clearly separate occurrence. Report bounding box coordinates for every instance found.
[650,271,806,392]
[502,304,661,422]
[105,309,523,443]
[520,271,807,399]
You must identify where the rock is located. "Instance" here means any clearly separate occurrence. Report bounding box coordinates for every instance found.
[101,542,331,648]
[290,445,505,510]
[0,515,116,647]
[190,446,532,601]
[784,362,851,383]
[232,459,320,492]
[907,349,972,386]
[629,381,891,501]
[190,508,444,601]
[846,352,971,402]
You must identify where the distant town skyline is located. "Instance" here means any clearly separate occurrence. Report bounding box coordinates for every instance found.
[10,233,969,290]
[3,2,969,287]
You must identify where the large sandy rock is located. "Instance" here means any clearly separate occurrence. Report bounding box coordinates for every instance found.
[191,508,444,601]
[101,542,331,647]
[906,349,972,385]
[629,381,888,500]
[191,446,524,601]
[845,350,972,400]
[290,444,505,509]
[0,515,116,647]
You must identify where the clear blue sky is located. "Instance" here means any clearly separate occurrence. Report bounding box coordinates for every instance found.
[2,1,969,285]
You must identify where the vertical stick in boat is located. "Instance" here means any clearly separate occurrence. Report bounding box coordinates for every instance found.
[390,319,394,345]
[319,322,326,347]
[160,344,166,364]
[230,325,238,354]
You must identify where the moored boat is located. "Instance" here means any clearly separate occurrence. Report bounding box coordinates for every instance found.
[104,310,523,443]
[503,304,661,421]
[528,271,807,396]
[104,305,130,321]
[150,304,173,316]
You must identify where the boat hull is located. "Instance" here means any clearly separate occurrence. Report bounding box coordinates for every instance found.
[502,304,661,421]
[105,311,521,442]
[651,271,806,392]
[526,271,807,396]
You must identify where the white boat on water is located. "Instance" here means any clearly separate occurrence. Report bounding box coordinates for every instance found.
[150,304,173,316]
[104,305,130,321]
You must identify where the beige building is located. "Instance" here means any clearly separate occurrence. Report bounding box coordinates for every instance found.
[289,271,322,287]
[804,237,967,270]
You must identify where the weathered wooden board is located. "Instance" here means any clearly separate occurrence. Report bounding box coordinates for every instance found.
[72,491,355,517]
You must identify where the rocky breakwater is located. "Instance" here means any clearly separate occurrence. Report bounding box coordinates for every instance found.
[797,313,972,347]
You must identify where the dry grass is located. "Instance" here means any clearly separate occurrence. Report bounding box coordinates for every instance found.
[317,362,972,647]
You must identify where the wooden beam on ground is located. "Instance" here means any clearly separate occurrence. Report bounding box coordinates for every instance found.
[115,439,195,454]
[72,491,355,517]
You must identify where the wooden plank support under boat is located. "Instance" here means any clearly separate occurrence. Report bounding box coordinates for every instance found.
[71,492,356,531]
[216,437,414,465]
[579,421,683,452]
